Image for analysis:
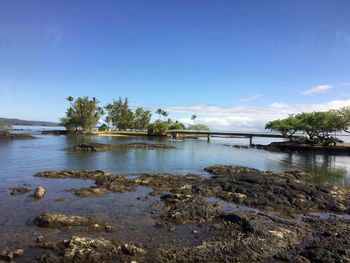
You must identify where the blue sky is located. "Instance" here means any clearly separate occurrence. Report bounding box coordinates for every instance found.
[1,0,350,129]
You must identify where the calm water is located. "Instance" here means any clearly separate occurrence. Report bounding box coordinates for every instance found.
[1,130,350,260]
[0,132,350,187]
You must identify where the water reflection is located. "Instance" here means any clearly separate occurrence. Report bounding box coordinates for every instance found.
[274,152,348,186]
[0,134,349,187]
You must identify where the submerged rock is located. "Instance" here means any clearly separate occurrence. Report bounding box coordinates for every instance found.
[37,236,144,263]
[66,142,175,152]
[34,212,115,232]
[10,187,31,195]
[33,186,46,199]
[67,143,118,152]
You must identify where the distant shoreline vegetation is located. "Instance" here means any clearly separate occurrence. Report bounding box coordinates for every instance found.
[265,107,350,146]
[0,118,60,127]
[60,96,209,135]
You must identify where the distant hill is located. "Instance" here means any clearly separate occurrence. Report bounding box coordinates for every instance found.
[0,117,61,127]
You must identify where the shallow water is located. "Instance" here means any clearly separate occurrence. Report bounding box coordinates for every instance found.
[0,133,350,261]
[1,133,350,187]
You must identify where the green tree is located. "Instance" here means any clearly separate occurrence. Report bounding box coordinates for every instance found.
[104,103,113,130]
[169,120,185,130]
[147,120,169,135]
[133,107,152,130]
[265,115,300,139]
[105,98,134,130]
[61,96,101,132]
[340,107,350,133]
[265,109,349,145]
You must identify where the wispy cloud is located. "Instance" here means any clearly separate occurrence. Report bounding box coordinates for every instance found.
[240,94,261,102]
[336,31,350,43]
[141,99,350,131]
[302,84,333,95]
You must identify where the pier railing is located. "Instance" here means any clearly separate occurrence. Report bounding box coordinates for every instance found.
[167,130,303,144]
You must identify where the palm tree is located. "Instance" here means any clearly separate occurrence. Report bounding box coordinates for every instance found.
[191,115,197,124]
[156,109,163,120]
[162,110,169,120]
[66,96,74,107]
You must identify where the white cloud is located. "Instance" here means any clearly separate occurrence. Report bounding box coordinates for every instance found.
[240,94,260,102]
[302,84,333,95]
[143,99,350,131]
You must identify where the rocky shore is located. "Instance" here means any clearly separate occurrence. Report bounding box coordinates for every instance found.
[22,165,350,262]
[3,165,350,262]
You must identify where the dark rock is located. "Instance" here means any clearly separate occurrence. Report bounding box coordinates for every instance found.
[34,166,350,216]
[253,142,350,156]
[10,187,31,195]
[157,211,308,262]
[204,165,349,215]
[271,216,350,262]
[66,143,118,152]
[160,194,223,224]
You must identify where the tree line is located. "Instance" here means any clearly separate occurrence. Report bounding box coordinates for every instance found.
[265,107,350,145]
[60,96,209,134]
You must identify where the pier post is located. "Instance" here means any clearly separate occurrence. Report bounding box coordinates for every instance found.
[249,136,253,146]
[207,134,211,143]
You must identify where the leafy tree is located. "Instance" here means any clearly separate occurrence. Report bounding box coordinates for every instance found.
[61,96,101,132]
[133,107,152,130]
[147,120,169,135]
[265,115,301,138]
[106,98,134,130]
[187,124,210,131]
[340,107,350,133]
[169,120,185,130]
[265,109,349,145]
